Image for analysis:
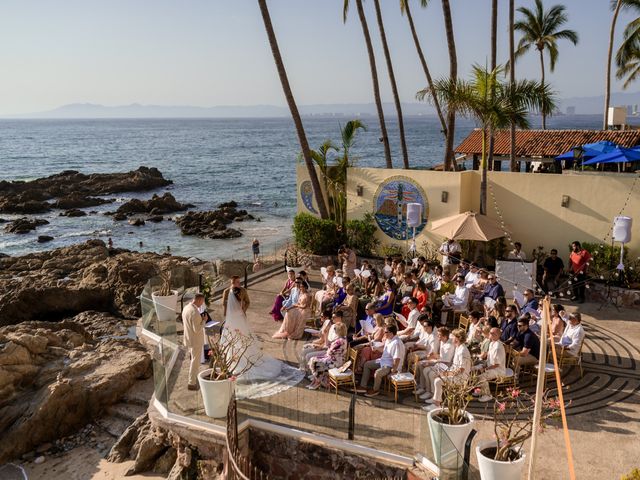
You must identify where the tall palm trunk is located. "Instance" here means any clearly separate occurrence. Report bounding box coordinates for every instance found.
[373,0,409,169]
[488,0,498,172]
[404,0,447,135]
[605,0,623,130]
[539,47,547,129]
[355,0,393,168]
[509,0,517,171]
[257,0,329,218]
[480,126,488,215]
[441,0,457,171]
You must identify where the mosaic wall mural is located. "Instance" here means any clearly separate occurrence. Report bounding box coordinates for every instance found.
[373,176,428,240]
[299,180,318,215]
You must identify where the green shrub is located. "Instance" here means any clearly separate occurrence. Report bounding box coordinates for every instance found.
[346,213,379,257]
[582,241,640,286]
[376,244,405,258]
[621,468,640,480]
[292,213,344,255]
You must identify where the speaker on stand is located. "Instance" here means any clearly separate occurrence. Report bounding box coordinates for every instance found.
[406,203,422,259]
[600,216,632,311]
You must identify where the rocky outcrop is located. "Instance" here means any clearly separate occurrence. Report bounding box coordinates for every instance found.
[60,208,87,217]
[0,167,171,214]
[37,235,54,243]
[175,202,253,239]
[0,240,200,325]
[115,193,193,216]
[0,321,152,463]
[52,194,114,210]
[4,218,49,234]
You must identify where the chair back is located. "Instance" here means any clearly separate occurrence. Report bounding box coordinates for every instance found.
[458,315,470,332]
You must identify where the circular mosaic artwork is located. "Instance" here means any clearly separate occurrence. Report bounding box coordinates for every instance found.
[299,180,318,215]
[373,176,428,240]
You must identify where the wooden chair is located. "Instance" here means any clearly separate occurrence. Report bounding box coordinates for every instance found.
[559,340,585,378]
[532,347,557,391]
[488,345,517,395]
[327,348,358,398]
[387,360,419,403]
[458,315,470,332]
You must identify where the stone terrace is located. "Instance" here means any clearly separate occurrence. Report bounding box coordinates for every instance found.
[165,270,640,479]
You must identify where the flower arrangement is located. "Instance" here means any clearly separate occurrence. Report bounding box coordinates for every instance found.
[156,269,173,296]
[206,328,262,381]
[489,387,561,461]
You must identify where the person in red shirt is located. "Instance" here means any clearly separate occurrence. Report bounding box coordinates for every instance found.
[569,241,591,303]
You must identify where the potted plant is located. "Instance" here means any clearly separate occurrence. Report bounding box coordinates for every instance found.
[476,387,561,480]
[427,375,478,474]
[151,270,179,322]
[198,328,261,418]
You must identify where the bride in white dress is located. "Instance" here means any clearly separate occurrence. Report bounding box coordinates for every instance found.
[223,288,304,399]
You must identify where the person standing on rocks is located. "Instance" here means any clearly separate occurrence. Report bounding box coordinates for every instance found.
[222,275,250,317]
[183,293,206,391]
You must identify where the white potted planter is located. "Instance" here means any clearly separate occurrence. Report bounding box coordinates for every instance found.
[198,369,235,418]
[476,440,526,480]
[151,290,179,322]
[427,408,476,472]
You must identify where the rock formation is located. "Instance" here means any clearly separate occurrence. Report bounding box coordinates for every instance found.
[60,208,87,217]
[0,166,171,214]
[0,239,199,326]
[0,320,152,463]
[4,218,49,234]
[114,193,193,216]
[175,201,253,239]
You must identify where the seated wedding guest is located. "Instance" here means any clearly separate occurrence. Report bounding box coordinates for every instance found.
[466,311,483,345]
[485,315,500,329]
[280,276,302,315]
[273,280,311,340]
[464,263,481,288]
[476,325,492,363]
[307,323,349,390]
[314,265,337,308]
[521,289,539,313]
[477,327,507,402]
[299,309,341,370]
[351,303,376,347]
[398,297,420,340]
[483,274,505,302]
[356,324,405,397]
[424,264,442,290]
[416,327,454,397]
[353,314,386,373]
[396,272,416,312]
[442,275,470,310]
[333,276,351,308]
[375,279,396,316]
[435,272,455,300]
[470,269,490,307]
[335,283,358,330]
[556,313,585,357]
[365,268,384,298]
[402,280,428,318]
[512,316,540,375]
[270,268,297,321]
[500,305,519,344]
[551,304,567,338]
[406,317,439,370]
[392,261,406,284]
[423,328,472,410]
[382,257,394,279]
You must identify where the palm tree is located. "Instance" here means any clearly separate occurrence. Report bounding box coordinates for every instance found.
[344,0,393,168]
[441,0,458,171]
[512,0,578,129]
[399,0,447,136]
[257,0,329,219]
[614,1,640,90]
[605,0,625,129]
[418,65,556,214]
[509,0,517,171]
[309,120,367,225]
[617,45,640,88]
[372,0,409,169]
[488,0,498,170]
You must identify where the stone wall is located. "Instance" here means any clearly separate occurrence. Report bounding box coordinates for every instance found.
[588,282,640,309]
[248,428,409,480]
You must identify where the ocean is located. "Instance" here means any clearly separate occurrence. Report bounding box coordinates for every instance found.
[0,114,608,261]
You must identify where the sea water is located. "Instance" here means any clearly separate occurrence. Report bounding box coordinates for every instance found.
[0,115,606,260]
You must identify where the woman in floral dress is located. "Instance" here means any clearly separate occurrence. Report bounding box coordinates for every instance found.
[307,323,348,390]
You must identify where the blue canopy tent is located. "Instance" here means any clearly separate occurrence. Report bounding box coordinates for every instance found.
[555,140,618,161]
[582,147,640,165]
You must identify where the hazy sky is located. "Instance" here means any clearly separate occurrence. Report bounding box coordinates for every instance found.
[0,0,638,115]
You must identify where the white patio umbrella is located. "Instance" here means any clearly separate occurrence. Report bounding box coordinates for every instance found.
[429,211,507,241]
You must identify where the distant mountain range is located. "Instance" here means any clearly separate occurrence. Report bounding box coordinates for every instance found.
[4,91,640,119]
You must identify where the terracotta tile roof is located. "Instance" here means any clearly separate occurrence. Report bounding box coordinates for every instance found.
[455,129,640,157]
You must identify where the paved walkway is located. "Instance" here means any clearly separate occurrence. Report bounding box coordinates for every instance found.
[168,271,640,479]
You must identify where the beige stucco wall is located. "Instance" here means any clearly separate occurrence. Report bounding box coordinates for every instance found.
[297,166,640,258]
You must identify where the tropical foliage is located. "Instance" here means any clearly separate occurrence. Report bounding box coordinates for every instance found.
[615,0,640,88]
[511,0,578,129]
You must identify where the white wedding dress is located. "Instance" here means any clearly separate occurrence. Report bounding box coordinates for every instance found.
[222,292,303,399]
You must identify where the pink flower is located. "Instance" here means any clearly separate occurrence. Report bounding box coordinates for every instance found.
[511,388,521,398]
[497,402,506,412]
[230,376,237,382]
[473,388,482,395]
